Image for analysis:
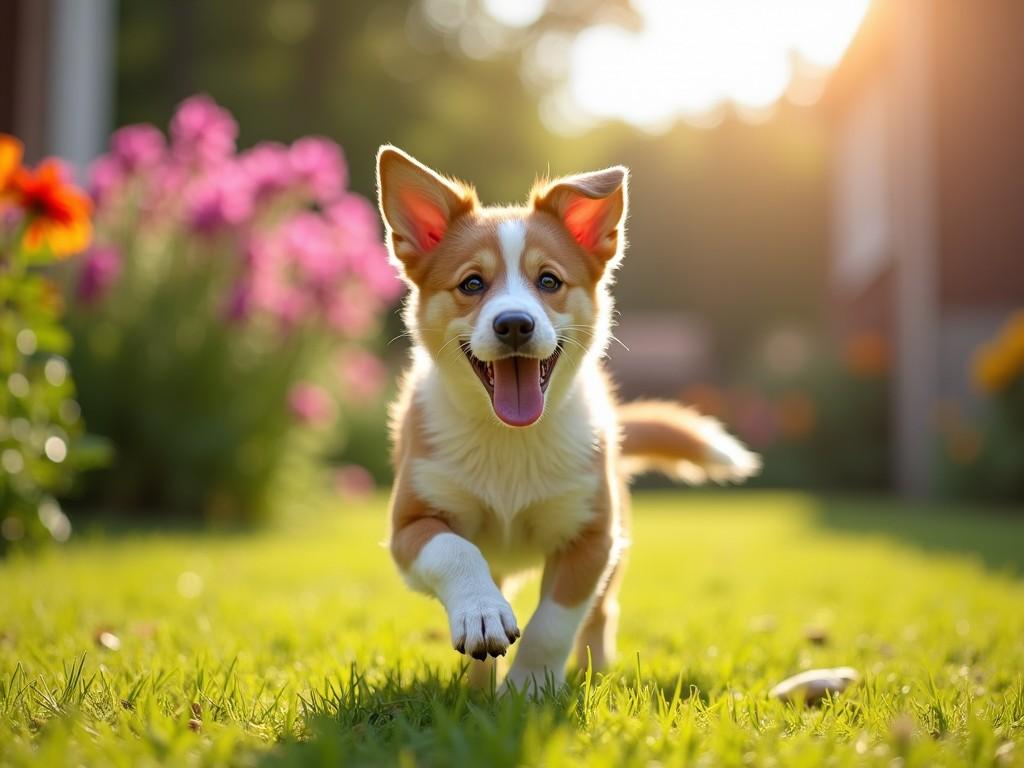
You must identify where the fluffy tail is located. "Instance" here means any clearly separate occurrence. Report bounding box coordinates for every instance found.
[618,400,761,484]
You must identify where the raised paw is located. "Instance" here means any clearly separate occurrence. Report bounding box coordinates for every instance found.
[449,596,520,660]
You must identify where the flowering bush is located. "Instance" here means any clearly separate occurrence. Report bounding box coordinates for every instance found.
[0,135,108,550]
[70,95,401,521]
[946,311,1024,501]
[689,329,890,490]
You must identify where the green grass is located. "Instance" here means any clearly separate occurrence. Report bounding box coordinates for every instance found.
[1,491,1023,767]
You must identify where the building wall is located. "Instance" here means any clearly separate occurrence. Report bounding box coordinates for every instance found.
[0,0,115,175]
[0,0,52,161]
[933,1,1024,309]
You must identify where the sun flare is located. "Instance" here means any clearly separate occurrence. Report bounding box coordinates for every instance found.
[563,0,871,130]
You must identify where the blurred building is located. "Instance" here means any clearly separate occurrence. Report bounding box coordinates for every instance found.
[0,0,115,174]
[824,0,1024,497]
[606,313,712,400]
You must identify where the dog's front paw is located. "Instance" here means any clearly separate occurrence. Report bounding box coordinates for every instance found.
[448,593,520,660]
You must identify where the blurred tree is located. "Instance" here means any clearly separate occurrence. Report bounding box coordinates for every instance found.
[115,0,827,376]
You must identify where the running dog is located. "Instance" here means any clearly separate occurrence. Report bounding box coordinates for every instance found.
[376,146,759,690]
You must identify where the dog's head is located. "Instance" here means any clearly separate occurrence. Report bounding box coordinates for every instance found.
[377,146,628,427]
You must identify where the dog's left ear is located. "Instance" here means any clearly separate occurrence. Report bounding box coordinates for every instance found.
[532,166,628,262]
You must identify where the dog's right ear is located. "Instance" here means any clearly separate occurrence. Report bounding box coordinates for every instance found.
[376,146,476,271]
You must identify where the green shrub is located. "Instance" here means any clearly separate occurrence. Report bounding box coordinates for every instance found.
[67,96,401,523]
[0,135,108,550]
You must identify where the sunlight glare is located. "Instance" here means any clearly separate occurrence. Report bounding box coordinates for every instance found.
[565,0,871,130]
[482,0,547,29]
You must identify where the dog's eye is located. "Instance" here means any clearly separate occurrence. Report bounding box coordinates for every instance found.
[538,272,563,293]
[458,275,486,295]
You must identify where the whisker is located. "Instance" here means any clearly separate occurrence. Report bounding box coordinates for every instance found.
[558,325,630,352]
[556,335,591,358]
[386,327,446,346]
[437,335,469,356]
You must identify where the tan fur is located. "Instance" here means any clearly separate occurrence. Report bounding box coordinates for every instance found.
[618,400,710,466]
[375,146,758,687]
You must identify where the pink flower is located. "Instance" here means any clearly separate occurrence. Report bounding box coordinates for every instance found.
[326,286,378,337]
[282,212,346,290]
[77,246,122,304]
[187,164,253,233]
[288,383,335,426]
[240,142,295,203]
[274,288,313,331]
[110,124,165,171]
[337,348,387,403]
[170,95,238,165]
[328,194,403,301]
[355,242,404,302]
[225,280,253,323]
[327,193,380,244]
[232,238,309,329]
[290,137,347,204]
[89,155,124,206]
[146,162,190,211]
[334,464,375,500]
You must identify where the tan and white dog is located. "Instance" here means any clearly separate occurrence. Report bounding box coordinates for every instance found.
[376,146,759,691]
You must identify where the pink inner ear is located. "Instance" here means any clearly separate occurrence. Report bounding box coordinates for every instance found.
[563,196,606,251]
[401,190,448,252]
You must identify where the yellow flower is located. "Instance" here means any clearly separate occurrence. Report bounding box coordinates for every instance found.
[972,311,1024,394]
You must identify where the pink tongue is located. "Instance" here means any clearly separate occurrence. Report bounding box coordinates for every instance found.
[491,357,544,426]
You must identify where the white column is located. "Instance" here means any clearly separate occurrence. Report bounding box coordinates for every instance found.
[47,0,117,181]
[890,0,940,497]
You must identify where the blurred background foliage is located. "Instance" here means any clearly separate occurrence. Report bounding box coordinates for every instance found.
[4,0,1021,542]
[109,0,837,505]
[114,0,828,364]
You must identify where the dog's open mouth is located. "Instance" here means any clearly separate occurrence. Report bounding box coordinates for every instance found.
[463,344,561,427]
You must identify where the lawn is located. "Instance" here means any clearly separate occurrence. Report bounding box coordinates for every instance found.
[1,492,1022,767]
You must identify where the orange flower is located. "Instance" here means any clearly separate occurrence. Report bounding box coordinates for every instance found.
[776,390,817,440]
[844,331,888,377]
[9,158,92,258]
[0,133,23,199]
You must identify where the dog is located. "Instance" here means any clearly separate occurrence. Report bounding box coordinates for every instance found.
[376,146,760,691]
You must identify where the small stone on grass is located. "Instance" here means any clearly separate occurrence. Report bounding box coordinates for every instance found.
[769,666,859,704]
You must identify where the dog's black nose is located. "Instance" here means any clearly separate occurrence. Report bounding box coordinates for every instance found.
[493,311,535,349]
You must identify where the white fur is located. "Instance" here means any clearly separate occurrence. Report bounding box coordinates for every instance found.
[470,219,558,360]
[504,598,591,690]
[497,218,526,276]
[700,423,762,482]
[410,355,607,572]
[408,532,519,657]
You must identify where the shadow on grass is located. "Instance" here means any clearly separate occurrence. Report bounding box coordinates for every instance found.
[258,666,575,768]
[813,496,1024,576]
[255,659,718,768]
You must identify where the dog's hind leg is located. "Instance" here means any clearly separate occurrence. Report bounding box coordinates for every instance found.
[574,487,630,672]
[504,481,621,692]
[574,551,626,673]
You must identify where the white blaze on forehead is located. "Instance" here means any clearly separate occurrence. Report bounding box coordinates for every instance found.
[497,219,527,288]
[470,217,557,358]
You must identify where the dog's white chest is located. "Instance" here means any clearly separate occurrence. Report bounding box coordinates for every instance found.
[410,373,604,568]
